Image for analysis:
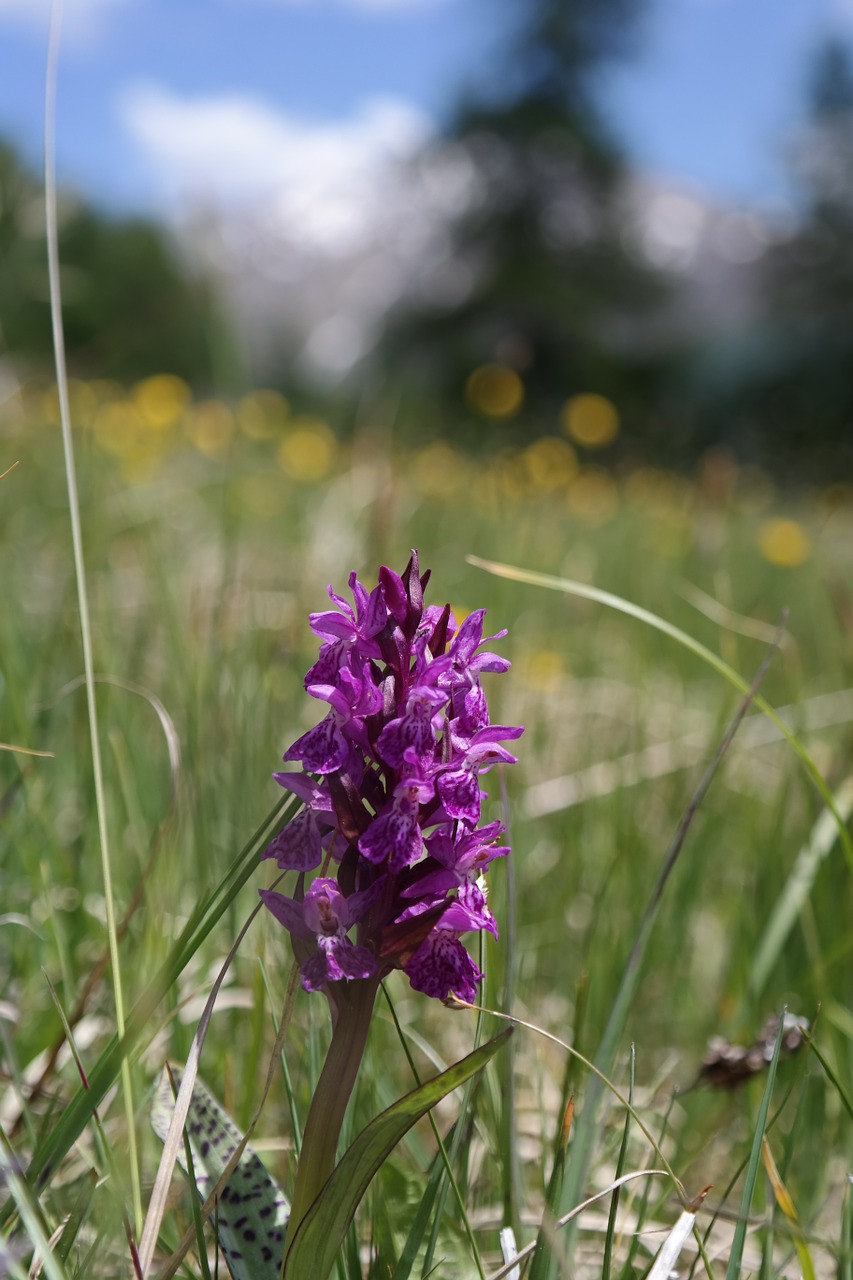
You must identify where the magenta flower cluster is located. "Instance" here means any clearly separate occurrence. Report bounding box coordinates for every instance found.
[260,552,522,1004]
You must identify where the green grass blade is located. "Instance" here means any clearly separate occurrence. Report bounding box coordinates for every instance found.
[391,1151,446,1280]
[750,776,853,997]
[549,632,778,1273]
[725,1013,787,1280]
[497,770,521,1242]
[841,1176,853,1280]
[468,556,853,872]
[282,1029,512,1280]
[603,1044,634,1280]
[259,959,303,1155]
[381,983,486,1280]
[43,0,140,1232]
[0,1139,71,1280]
[806,1039,853,1124]
[527,1095,574,1280]
[9,797,290,1210]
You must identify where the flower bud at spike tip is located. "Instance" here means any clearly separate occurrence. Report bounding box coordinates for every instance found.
[261,551,523,1004]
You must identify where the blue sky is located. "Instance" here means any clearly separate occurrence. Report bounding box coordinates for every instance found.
[0,0,850,219]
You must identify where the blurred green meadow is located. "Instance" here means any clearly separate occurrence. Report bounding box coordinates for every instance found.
[2,375,852,1275]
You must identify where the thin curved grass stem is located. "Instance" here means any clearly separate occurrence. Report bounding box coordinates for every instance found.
[43,0,141,1234]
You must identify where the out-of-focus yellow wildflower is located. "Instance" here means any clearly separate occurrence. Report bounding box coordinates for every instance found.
[92,399,145,456]
[277,417,336,482]
[133,374,190,431]
[41,379,99,428]
[758,518,811,566]
[465,364,524,419]
[92,396,174,480]
[238,390,290,439]
[524,648,565,692]
[413,442,468,499]
[560,393,619,447]
[522,436,579,492]
[567,467,619,524]
[187,400,235,458]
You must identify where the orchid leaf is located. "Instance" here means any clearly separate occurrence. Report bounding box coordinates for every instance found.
[282,1028,512,1279]
[151,1067,290,1280]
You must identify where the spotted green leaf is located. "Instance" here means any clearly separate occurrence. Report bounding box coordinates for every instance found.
[151,1067,289,1279]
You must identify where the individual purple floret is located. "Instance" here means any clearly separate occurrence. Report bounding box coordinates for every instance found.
[260,879,378,991]
[260,551,522,1004]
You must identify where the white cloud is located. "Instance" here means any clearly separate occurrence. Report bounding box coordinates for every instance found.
[120,84,433,252]
[241,0,451,12]
[0,0,131,39]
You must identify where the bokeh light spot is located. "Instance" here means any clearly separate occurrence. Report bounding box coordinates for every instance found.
[133,374,190,431]
[567,467,618,524]
[278,417,336,482]
[92,399,144,456]
[758,518,811,566]
[238,390,290,439]
[522,436,579,491]
[561,393,620,448]
[413,442,468,498]
[187,400,234,458]
[465,364,524,419]
[525,648,565,693]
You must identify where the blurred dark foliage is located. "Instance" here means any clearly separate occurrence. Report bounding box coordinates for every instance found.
[0,140,233,387]
[375,0,678,451]
[376,6,853,482]
[732,39,853,479]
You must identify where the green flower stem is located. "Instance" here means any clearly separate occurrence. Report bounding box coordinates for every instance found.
[285,975,380,1247]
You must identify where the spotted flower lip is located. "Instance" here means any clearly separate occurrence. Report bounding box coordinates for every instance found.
[260,551,523,1003]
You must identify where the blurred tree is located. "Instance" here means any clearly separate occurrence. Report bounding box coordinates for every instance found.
[376,0,671,446]
[0,139,233,387]
[740,39,853,477]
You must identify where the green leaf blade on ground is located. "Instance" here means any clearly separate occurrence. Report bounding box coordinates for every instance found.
[282,1028,512,1280]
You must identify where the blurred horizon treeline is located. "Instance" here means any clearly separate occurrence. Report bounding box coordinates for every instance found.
[2,0,853,485]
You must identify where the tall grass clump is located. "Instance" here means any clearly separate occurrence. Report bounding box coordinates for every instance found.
[3,364,853,1274]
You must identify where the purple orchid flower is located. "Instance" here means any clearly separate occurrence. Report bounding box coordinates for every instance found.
[260,878,378,992]
[260,551,523,1004]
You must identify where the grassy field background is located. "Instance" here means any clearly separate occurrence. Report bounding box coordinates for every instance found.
[2,376,852,1276]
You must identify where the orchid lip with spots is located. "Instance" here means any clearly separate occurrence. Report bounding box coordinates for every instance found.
[260,550,523,1005]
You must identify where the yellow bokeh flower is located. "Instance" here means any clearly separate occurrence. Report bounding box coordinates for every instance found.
[237,390,290,440]
[42,382,101,428]
[525,648,565,692]
[413,442,468,498]
[561,393,620,448]
[92,399,144,456]
[465,364,524,420]
[187,400,235,458]
[522,436,579,492]
[277,417,336,483]
[758,518,811,567]
[133,374,190,431]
